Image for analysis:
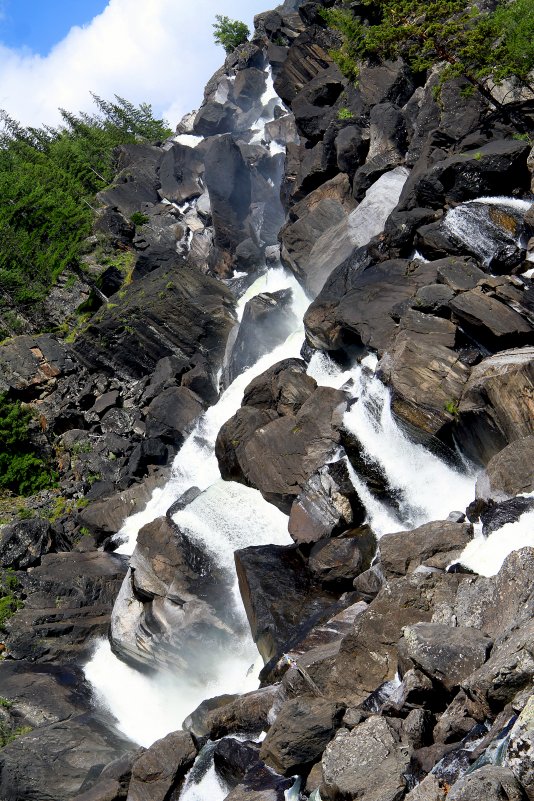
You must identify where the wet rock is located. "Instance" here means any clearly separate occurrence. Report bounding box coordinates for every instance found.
[158,142,204,204]
[288,460,366,544]
[242,358,317,415]
[391,668,435,712]
[228,290,297,383]
[398,623,493,692]
[480,496,534,535]
[213,738,261,789]
[476,437,534,502]
[379,520,473,577]
[235,543,339,662]
[320,716,411,801]
[127,730,197,801]
[183,685,280,740]
[224,762,294,801]
[446,765,526,801]
[456,347,534,465]
[308,529,377,588]
[260,696,345,776]
[111,516,240,674]
[0,518,65,570]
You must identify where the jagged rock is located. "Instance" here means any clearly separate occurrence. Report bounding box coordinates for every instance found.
[398,623,492,692]
[505,694,534,799]
[76,753,135,801]
[111,516,241,673]
[380,332,471,436]
[213,738,261,789]
[358,59,415,107]
[96,143,162,216]
[476,437,534,501]
[73,264,235,382]
[480,496,534,535]
[224,762,294,801]
[0,518,66,570]
[304,254,439,354]
[435,256,487,291]
[217,365,346,512]
[291,66,343,142]
[183,685,280,739]
[456,347,534,464]
[449,288,533,351]
[235,542,339,662]
[402,708,434,749]
[0,335,72,396]
[352,564,386,602]
[273,27,335,105]
[288,460,366,544]
[390,668,434,712]
[228,290,297,382]
[446,765,527,801]
[320,716,411,801]
[157,142,204,204]
[5,551,128,663]
[433,690,486,744]
[260,697,345,775]
[308,529,376,588]
[127,731,197,801]
[379,520,473,577]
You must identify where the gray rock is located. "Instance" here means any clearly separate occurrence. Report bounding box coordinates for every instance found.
[0,518,62,570]
[320,716,411,801]
[260,697,345,776]
[446,765,527,801]
[379,520,473,577]
[475,437,534,502]
[127,731,197,801]
[308,529,377,588]
[505,694,534,799]
[398,623,493,692]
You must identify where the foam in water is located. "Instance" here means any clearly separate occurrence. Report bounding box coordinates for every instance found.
[458,501,534,576]
[347,167,409,249]
[307,353,476,535]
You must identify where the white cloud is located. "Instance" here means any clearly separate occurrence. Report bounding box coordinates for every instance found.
[0,0,271,129]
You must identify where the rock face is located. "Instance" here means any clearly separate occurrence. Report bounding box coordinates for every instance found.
[379,520,473,577]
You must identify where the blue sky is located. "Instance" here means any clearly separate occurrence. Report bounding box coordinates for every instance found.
[0,0,269,128]
[0,0,109,54]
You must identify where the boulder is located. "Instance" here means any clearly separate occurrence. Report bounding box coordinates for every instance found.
[183,685,280,740]
[235,543,339,662]
[320,716,411,801]
[475,437,534,501]
[241,359,316,415]
[480,496,534,535]
[111,516,240,673]
[158,142,204,204]
[397,623,493,692]
[5,551,128,663]
[435,256,487,292]
[216,367,347,512]
[308,529,377,588]
[213,738,261,789]
[224,763,294,801]
[456,347,534,464]
[227,290,297,383]
[505,694,534,799]
[291,66,344,142]
[449,288,533,351]
[288,460,366,544]
[144,386,204,442]
[260,697,345,775]
[0,518,65,570]
[0,335,71,396]
[446,766,527,801]
[127,731,197,801]
[379,520,473,577]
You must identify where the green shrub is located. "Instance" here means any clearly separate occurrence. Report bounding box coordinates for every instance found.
[0,568,22,632]
[0,394,57,496]
[213,15,250,53]
[130,212,149,227]
[337,106,354,121]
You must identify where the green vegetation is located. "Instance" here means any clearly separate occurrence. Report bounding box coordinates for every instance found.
[322,0,534,105]
[213,15,250,53]
[0,394,57,496]
[337,106,354,120]
[0,96,171,306]
[130,211,149,227]
[0,723,32,748]
[444,399,460,417]
[0,569,23,632]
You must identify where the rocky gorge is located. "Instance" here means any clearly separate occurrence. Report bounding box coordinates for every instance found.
[0,1,533,800]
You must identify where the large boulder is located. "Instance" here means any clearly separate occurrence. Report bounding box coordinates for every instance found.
[260,696,345,776]
[235,542,339,662]
[398,623,493,693]
[0,518,66,570]
[216,362,347,512]
[475,437,534,502]
[320,716,411,801]
[456,347,534,464]
[379,520,473,577]
[127,731,197,801]
[446,765,527,801]
[183,685,280,740]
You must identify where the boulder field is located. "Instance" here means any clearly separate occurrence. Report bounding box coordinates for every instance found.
[0,0,533,800]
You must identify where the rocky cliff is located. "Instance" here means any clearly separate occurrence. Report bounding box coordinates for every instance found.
[0,1,533,800]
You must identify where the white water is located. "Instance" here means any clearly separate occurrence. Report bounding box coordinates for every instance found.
[458,500,534,576]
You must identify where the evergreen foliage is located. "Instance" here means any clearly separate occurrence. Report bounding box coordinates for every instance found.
[0,96,171,306]
[0,394,57,496]
[322,0,534,102]
[212,15,250,53]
